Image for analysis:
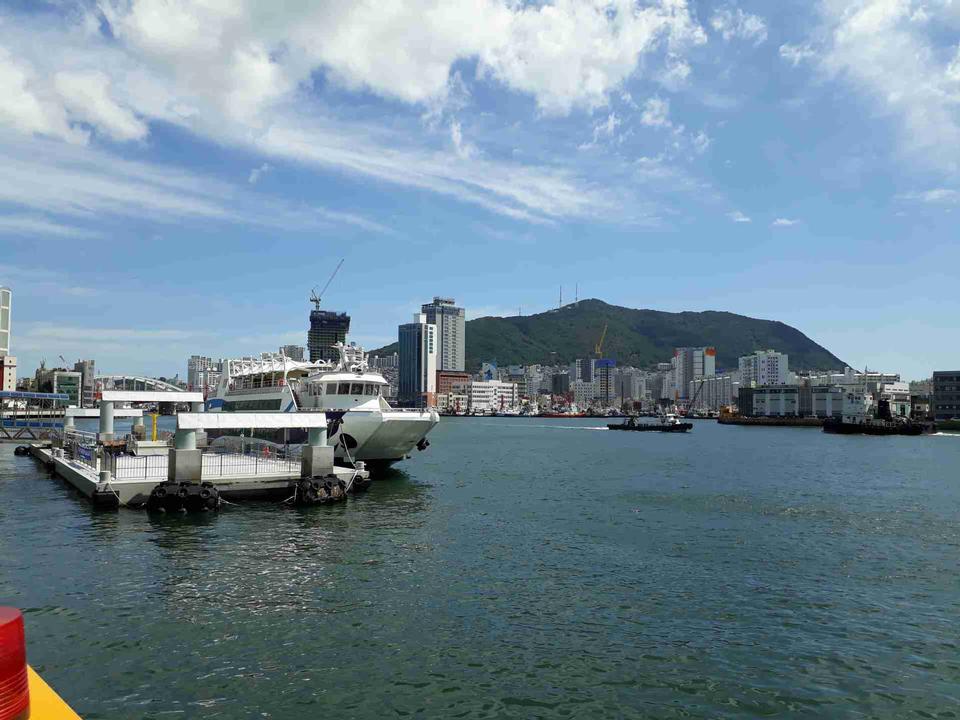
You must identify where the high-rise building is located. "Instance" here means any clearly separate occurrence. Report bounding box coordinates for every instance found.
[0,286,11,357]
[187,355,223,392]
[279,345,305,361]
[73,359,96,407]
[308,309,350,363]
[594,359,617,405]
[398,313,437,407]
[738,350,789,387]
[673,347,716,399]
[421,297,465,372]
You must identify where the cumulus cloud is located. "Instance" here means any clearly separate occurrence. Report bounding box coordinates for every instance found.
[794,0,960,172]
[727,210,751,223]
[710,5,768,44]
[641,97,672,127]
[771,217,799,227]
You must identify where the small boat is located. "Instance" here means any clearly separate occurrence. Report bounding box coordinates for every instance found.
[608,413,693,433]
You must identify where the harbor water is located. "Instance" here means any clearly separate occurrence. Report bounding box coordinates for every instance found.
[2,419,959,718]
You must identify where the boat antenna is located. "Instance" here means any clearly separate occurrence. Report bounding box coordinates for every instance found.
[310,258,345,310]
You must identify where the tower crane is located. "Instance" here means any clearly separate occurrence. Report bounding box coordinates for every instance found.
[594,322,608,359]
[310,258,345,311]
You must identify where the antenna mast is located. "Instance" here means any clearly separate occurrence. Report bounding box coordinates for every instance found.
[310,258,345,311]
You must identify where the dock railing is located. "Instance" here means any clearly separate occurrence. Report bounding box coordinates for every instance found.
[106,451,300,480]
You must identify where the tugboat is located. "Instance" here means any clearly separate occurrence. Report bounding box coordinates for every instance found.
[608,413,693,433]
[822,388,934,436]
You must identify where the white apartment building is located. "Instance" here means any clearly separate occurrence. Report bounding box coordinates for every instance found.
[806,367,899,391]
[739,350,789,387]
[689,374,740,411]
[466,380,518,412]
[673,347,716,400]
[1,355,16,392]
[752,386,800,416]
[572,379,595,408]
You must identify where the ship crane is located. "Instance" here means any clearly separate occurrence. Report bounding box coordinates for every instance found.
[310,258,345,311]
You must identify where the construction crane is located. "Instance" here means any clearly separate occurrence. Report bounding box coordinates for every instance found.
[594,322,608,358]
[310,258,345,311]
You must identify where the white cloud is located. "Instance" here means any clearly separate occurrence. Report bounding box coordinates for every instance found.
[692,130,710,154]
[727,210,751,223]
[711,5,768,45]
[0,214,103,239]
[771,217,799,227]
[580,112,623,149]
[798,0,960,172]
[896,188,960,203]
[450,120,477,159]
[248,163,271,184]
[641,97,671,128]
[779,43,816,67]
[53,70,148,142]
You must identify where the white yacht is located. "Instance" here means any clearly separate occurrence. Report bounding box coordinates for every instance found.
[205,344,439,473]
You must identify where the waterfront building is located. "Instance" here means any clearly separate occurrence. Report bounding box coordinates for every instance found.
[738,350,789,387]
[279,345,305,361]
[751,385,800,417]
[308,309,350,363]
[437,370,471,397]
[880,381,912,417]
[72,359,96,407]
[0,355,16,392]
[0,286,10,357]
[465,380,518,412]
[806,367,899,393]
[551,372,571,396]
[187,355,223,393]
[573,379,595,408]
[933,371,960,420]
[50,370,82,407]
[594,359,617,405]
[421,297,465,372]
[810,386,844,418]
[689,374,740,411]
[398,313,437,407]
[673,347,716,399]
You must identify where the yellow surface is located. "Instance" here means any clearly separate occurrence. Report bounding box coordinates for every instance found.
[27,666,82,719]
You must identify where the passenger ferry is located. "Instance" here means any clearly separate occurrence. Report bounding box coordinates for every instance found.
[205,343,439,473]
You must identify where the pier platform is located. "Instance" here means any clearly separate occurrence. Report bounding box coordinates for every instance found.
[29,444,362,507]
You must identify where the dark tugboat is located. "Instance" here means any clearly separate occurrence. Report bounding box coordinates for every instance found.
[608,413,693,433]
[822,394,934,436]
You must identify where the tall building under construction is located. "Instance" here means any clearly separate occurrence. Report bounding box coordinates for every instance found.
[308,309,350,363]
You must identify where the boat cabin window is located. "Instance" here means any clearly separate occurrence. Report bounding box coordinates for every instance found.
[364,383,380,396]
[350,383,364,395]
[326,384,337,395]
[338,382,351,394]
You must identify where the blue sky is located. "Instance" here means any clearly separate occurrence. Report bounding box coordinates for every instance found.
[1,0,958,381]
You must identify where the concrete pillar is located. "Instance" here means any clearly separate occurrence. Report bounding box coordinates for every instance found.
[190,401,204,413]
[174,428,197,451]
[64,413,75,431]
[99,400,114,441]
[307,427,327,447]
[133,415,145,429]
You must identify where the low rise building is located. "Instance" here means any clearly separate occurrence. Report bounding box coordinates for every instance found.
[437,370,471,397]
[810,386,844,418]
[751,385,800,417]
[466,380,518,413]
[933,371,960,420]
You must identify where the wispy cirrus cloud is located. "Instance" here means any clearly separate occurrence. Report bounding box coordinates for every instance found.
[727,210,751,223]
[771,217,799,227]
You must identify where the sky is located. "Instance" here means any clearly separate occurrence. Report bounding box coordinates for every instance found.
[1,0,958,381]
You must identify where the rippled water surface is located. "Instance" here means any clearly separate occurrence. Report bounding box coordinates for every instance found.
[2,419,959,718]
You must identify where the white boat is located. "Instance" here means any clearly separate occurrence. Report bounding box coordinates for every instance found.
[205,343,439,474]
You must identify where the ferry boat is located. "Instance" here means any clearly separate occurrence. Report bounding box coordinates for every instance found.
[205,344,439,473]
[822,388,933,436]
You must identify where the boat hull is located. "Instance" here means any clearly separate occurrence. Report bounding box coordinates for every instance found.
[822,419,933,436]
[608,422,693,433]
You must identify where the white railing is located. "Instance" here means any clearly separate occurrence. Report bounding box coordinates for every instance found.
[105,452,300,480]
[202,453,299,477]
[111,454,168,479]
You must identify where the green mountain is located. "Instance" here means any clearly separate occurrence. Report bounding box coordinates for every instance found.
[372,299,845,372]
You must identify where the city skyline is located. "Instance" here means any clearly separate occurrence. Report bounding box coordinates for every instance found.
[2,1,959,380]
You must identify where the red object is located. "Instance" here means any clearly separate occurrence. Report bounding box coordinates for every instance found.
[0,608,29,720]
